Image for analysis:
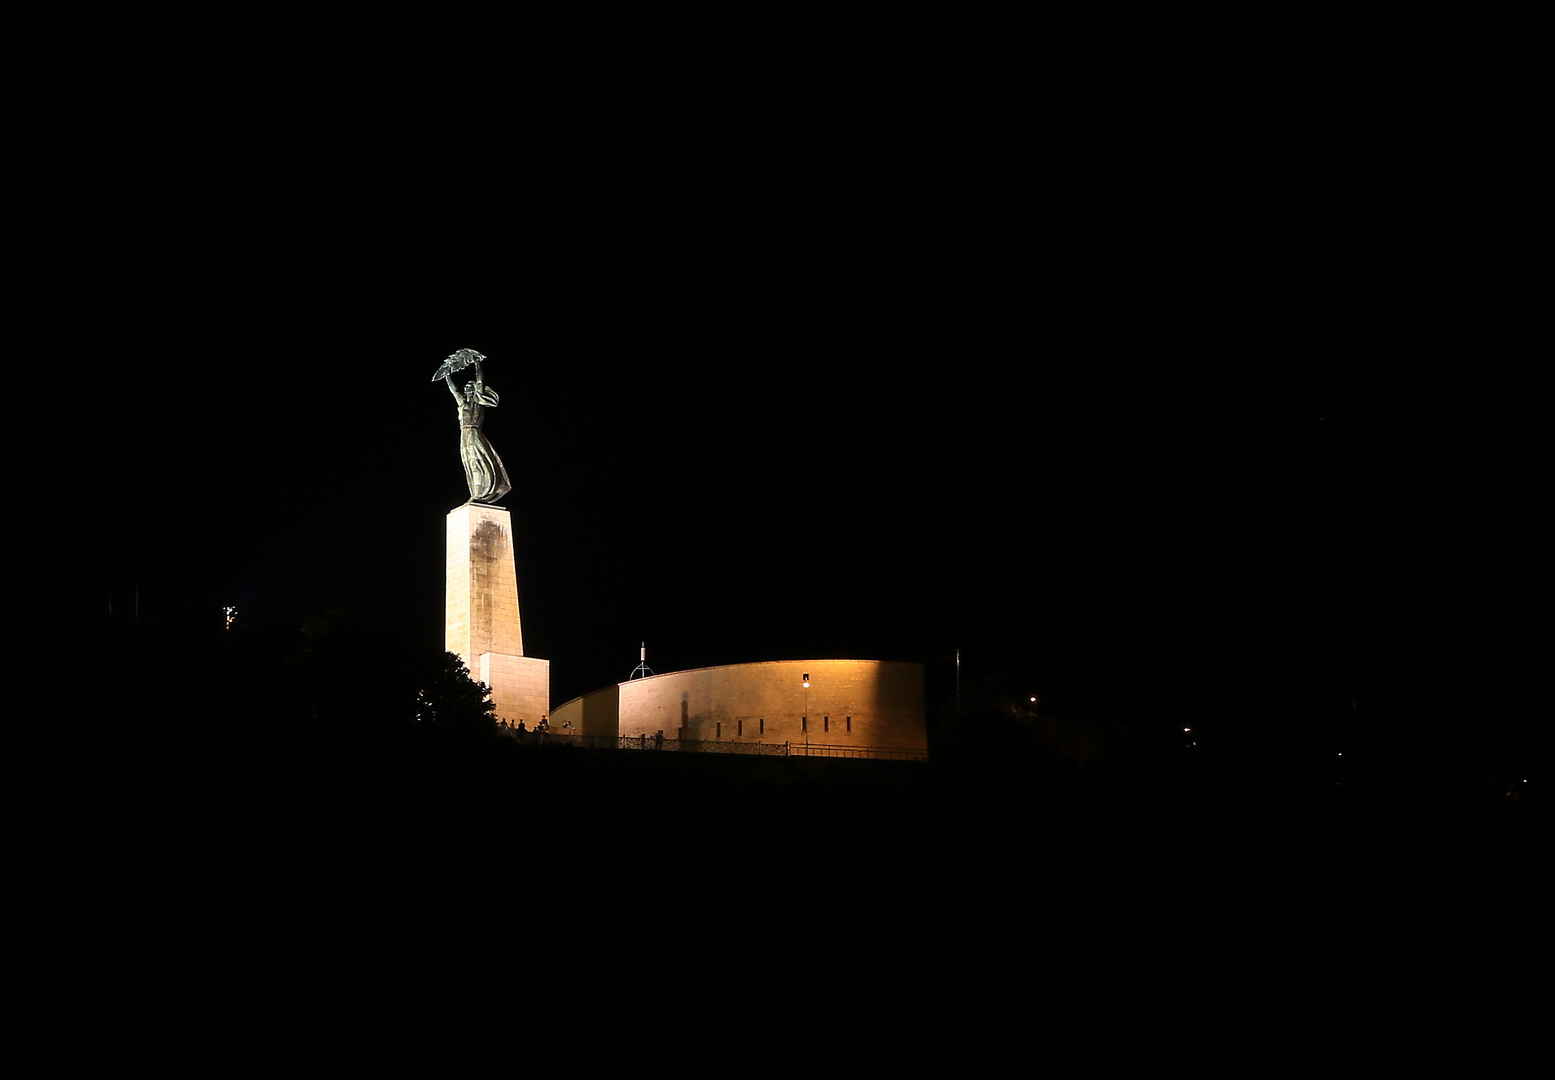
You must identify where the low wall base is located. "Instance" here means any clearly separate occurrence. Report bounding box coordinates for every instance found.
[479,652,550,725]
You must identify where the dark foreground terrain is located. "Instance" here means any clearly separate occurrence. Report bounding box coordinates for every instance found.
[24,695,1543,1072]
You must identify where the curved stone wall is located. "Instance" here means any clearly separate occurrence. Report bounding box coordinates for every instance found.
[552,658,926,751]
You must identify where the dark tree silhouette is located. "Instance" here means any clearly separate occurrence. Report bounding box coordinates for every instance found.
[413,651,498,737]
[281,610,496,742]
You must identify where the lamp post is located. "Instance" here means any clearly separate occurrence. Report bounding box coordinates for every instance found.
[802,672,810,749]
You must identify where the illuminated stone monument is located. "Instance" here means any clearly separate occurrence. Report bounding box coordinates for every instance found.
[436,349,549,725]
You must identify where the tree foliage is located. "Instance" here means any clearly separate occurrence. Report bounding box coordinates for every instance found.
[281,610,496,740]
[413,652,498,736]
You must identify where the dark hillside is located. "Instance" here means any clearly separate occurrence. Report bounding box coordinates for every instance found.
[24,624,1543,1069]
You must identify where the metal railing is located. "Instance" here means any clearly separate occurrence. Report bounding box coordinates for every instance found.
[787,743,928,761]
[497,728,926,761]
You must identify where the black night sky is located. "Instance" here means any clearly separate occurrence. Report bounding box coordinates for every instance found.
[18,9,1546,1067]
[31,10,1536,758]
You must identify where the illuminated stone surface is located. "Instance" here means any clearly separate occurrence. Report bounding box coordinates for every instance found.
[558,684,621,738]
[552,659,926,751]
[446,504,549,723]
[478,652,550,728]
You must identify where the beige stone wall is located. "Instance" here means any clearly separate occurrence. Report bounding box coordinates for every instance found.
[446,504,524,665]
[479,653,550,726]
[553,659,926,751]
[549,684,619,738]
[447,504,549,728]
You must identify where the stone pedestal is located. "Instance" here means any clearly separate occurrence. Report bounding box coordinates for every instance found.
[477,652,550,726]
[446,504,550,724]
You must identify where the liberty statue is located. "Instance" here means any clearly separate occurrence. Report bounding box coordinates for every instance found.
[432,348,512,503]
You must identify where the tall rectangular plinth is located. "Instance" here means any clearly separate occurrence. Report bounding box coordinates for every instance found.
[446,504,550,723]
[447,503,524,662]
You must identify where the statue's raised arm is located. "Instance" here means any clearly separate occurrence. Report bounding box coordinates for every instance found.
[433,348,511,503]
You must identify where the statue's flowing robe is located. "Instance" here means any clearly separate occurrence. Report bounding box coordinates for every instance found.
[458,384,511,502]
